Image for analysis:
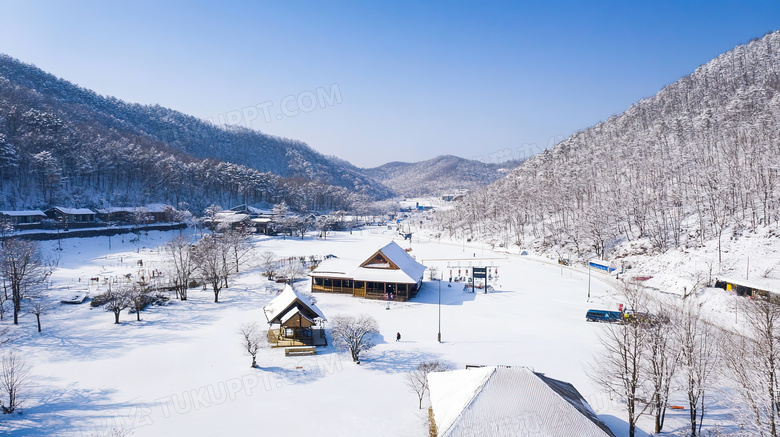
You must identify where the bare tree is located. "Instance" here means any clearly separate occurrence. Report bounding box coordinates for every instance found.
[406,361,451,409]
[676,301,719,437]
[331,314,379,363]
[192,234,230,303]
[104,284,132,324]
[166,235,195,301]
[644,306,678,433]
[0,352,30,414]
[722,298,780,436]
[27,300,47,333]
[0,239,50,325]
[225,228,252,273]
[0,292,7,322]
[239,322,266,368]
[260,251,277,281]
[128,286,148,322]
[315,215,336,239]
[590,284,651,437]
[279,260,305,285]
[721,328,772,436]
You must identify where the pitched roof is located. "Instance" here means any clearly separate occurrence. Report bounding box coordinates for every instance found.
[50,207,95,215]
[428,366,616,437]
[263,285,326,324]
[310,241,426,284]
[0,210,46,217]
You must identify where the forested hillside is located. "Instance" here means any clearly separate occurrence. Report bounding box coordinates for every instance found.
[363,155,519,197]
[0,54,391,212]
[437,31,780,262]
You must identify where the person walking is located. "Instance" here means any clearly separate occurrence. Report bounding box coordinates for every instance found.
[396,332,401,342]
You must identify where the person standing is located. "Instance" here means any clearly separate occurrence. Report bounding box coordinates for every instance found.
[396,332,401,342]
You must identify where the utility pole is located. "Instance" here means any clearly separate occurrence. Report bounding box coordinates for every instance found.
[587,262,591,302]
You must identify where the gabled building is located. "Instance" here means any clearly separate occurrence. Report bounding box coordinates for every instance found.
[45,207,96,224]
[0,210,47,228]
[264,285,327,347]
[310,241,426,301]
[428,366,616,437]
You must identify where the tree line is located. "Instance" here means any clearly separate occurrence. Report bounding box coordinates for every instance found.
[435,31,780,264]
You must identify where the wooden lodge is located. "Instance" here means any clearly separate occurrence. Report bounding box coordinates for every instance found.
[263,285,327,348]
[309,241,426,302]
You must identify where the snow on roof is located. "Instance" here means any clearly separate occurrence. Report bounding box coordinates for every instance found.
[280,307,315,326]
[212,212,249,223]
[717,275,780,293]
[97,207,136,214]
[263,285,326,323]
[145,203,174,213]
[428,367,494,436]
[310,241,426,284]
[51,207,95,215]
[0,210,46,217]
[428,366,616,437]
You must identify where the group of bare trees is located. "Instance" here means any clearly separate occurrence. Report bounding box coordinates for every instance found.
[163,228,253,304]
[593,284,780,437]
[0,238,52,334]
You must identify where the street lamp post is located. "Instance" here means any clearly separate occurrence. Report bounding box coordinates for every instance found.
[438,273,442,342]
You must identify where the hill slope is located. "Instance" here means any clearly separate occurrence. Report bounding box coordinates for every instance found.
[0,54,392,211]
[436,31,780,268]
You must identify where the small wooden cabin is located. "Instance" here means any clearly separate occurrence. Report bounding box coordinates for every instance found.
[263,285,327,347]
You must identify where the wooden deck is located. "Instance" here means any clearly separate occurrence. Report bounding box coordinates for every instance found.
[267,328,327,348]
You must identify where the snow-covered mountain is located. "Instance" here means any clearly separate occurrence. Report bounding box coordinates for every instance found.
[0,54,392,211]
[436,31,780,272]
[360,155,520,198]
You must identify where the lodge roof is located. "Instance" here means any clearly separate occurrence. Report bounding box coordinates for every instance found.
[310,241,426,284]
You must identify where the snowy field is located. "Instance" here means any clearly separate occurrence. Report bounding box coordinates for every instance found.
[0,226,742,436]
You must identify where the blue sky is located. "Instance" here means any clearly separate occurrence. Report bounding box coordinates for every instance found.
[1,1,779,167]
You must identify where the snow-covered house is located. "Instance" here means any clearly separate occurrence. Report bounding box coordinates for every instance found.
[263,285,327,347]
[428,366,616,437]
[0,210,47,228]
[203,211,250,230]
[310,241,426,302]
[715,276,780,298]
[96,204,177,224]
[45,207,96,224]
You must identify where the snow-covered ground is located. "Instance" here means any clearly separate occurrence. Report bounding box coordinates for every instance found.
[0,225,744,436]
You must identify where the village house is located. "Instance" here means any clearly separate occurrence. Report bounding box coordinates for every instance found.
[45,207,96,225]
[0,210,47,229]
[428,366,616,437]
[263,285,327,349]
[309,241,426,302]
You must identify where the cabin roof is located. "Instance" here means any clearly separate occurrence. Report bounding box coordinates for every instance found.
[263,285,326,324]
[428,366,616,437]
[0,210,46,217]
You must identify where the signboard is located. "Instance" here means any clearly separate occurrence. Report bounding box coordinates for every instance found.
[472,267,487,279]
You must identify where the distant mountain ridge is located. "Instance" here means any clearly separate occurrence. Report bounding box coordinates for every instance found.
[0,54,391,211]
[360,155,521,197]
